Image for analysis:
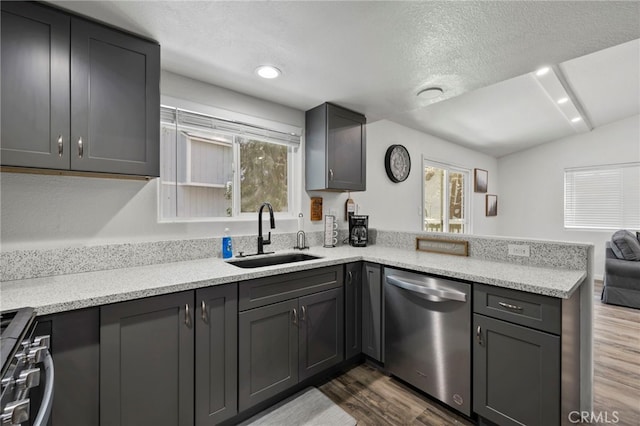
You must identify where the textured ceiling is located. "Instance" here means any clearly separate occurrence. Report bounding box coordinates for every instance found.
[49,1,640,157]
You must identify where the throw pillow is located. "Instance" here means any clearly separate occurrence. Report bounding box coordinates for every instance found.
[610,230,640,261]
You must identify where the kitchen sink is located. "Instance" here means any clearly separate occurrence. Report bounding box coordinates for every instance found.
[226,253,322,269]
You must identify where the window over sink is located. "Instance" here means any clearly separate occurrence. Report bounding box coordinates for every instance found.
[159,106,300,221]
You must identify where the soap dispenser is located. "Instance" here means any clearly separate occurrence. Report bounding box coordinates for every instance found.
[222,228,233,259]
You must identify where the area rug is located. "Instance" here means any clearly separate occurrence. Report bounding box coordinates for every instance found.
[242,387,357,426]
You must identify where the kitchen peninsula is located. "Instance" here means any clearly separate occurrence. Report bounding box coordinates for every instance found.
[1,231,593,426]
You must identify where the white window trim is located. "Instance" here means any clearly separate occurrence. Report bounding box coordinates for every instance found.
[158,102,301,222]
[422,156,473,234]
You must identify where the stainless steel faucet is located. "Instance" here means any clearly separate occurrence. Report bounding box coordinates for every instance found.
[257,202,276,255]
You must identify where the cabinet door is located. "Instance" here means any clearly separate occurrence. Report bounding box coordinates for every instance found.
[101,292,194,426]
[70,17,160,176]
[326,104,366,191]
[195,284,238,425]
[31,308,99,426]
[238,299,299,411]
[1,2,70,169]
[362,263,383,361]
[473,314,560,426]
[299,288,344,381]
[344,262,362,359]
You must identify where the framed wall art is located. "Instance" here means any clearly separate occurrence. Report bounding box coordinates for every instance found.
[486,194,498,216]
[474,168,488,193]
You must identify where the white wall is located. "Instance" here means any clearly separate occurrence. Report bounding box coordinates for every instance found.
[307,120,499,236]
[497,114,640,278]
[1,70,499,251]
[0,73,305,251]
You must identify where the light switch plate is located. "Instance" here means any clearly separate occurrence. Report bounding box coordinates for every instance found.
[508,244,530,257]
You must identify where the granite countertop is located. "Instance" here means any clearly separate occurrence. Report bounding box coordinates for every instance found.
[0,245,587,315]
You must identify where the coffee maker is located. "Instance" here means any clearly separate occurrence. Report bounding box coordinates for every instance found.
[348,214,369,247]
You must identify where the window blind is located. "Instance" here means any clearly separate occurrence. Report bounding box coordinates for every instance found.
[161,106,301,147]
[564,163,640,230]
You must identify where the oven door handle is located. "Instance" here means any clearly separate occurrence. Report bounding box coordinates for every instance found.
[386,275,467,302]
[33,350,54,426]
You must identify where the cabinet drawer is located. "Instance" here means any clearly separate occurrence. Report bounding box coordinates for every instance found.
[239,266,343,311]
[473,284,561,335]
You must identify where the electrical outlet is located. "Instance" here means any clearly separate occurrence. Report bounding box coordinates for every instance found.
[508,244,530,257]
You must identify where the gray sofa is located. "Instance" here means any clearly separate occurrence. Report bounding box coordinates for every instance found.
[602,239,640,309]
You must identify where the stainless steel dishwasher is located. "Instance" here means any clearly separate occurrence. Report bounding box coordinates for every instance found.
[384,267,471,416]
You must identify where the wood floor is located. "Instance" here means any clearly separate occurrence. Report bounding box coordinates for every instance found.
[319,281,640,425]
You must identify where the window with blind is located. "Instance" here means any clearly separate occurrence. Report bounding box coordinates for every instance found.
[160,106,300,220]
[564,163,640,230]
[423,159,470,233]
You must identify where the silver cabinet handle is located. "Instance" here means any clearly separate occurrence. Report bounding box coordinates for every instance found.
[301,305,306,321]
[78,137,83,158]
[292,308,298,325]
[498,301,523,311]
[57,135,63,157]
[185,304,192,328]
[329,168,334,181]
[476,325,483,345]
[347,271,353,284]
[200,300,208,324]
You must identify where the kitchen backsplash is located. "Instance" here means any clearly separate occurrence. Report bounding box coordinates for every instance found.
[1,228,591,282]
[1,229,361,281]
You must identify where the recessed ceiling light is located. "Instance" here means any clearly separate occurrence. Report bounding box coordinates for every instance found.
[255,65,281,79]
[535,67,550,77]
[557,97,569,104]
[417,87,444,99]
[571,117,582,123]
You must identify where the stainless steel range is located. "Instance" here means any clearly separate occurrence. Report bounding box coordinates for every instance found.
[384,267,471,416]
[0,308,54,426]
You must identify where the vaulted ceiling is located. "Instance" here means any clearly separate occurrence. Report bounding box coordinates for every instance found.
[50,1,640,157]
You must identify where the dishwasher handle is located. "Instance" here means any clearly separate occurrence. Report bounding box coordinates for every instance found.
[386,275,467,302]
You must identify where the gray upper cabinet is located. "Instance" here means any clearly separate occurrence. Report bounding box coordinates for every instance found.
[1,2,70,170]
[0,1,160,177]
[70,17,159,176]
[195,284,238,425]
[100,291,194,426]
[344,262,363,359]
[362,262,383,362]
[305,102,366,191]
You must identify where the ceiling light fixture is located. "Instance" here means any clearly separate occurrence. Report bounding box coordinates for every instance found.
[571,117,582,123]
[255,65,281,79]
[535,66,550,77]
[417,87,444,99]
[557,97,569,104]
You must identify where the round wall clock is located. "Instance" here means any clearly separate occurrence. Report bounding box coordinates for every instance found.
[385,144,411,183]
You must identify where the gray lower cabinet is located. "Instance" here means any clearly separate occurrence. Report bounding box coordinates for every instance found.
[362,262,383,361]
[298,288,344,381]
[1,1,160,176]
[344,262,363,359]
[33,308,100,426]
[473,314,560,426]
[195,285,238,425]
[238,298,299,411]
[472,283,580,426]
[100,291,195,426]
[238,266,344,412]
